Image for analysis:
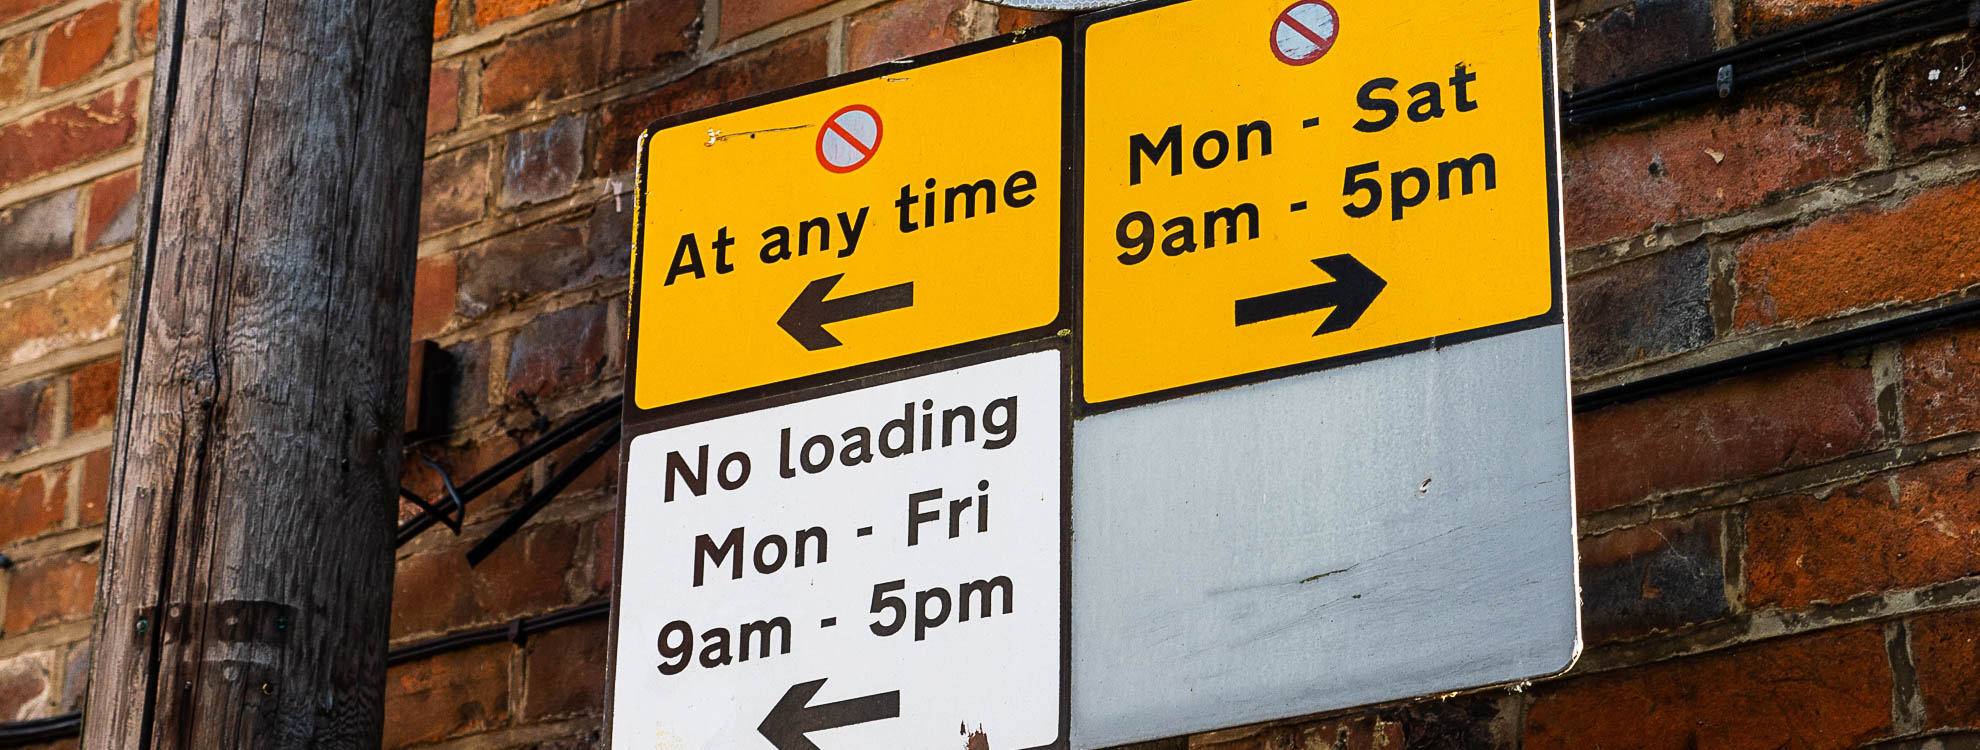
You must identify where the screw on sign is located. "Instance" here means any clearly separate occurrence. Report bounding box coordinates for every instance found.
[1270,0,1339,66]
[817,104,883,173]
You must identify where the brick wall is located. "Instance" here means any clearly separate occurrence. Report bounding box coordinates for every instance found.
[0,0,1977,748]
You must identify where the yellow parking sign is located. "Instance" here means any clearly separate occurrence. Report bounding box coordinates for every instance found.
[1079,0,1561,406]
[631,36,1066,412]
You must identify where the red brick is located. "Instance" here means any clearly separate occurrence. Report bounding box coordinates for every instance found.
[591,510,615,594]
[521,619,607,720]
[433,0,451,39]
[847,0,988,71]
[597,27,829,173]
[0,0,62,25]
[0,80,142,192]
[1566,243,1713,376]
[0,188,79,283]
[505,304,607,403]
[479,0,696,114]
[0,264,125,369]
[0,36,29,106]
[997,8,1068,33]
[1526,625,1892,749]
[0,650,53,721]
[479,19,594,115]
[545,430,616,499]
[442,339,492,425]
[419,143,489,236]
[426,63,461,138]
[1196,713,1404,750]
[0,380,53,460]
[1912,606,1980,729]
[76,448,108,526]
[1734,178,1980,330]
[1565,0,1714,92]
[589,192,634,271]
[37,2,119,90]
[136,0,157,49]
[475,0,561,27]
[1736,0,1880,38]
[615,0,701,76]
[383,642,509,748]
[457,222,601,317]
[1580,514,1730,644]
[389,522,578,638]
[1563,71,1869,249]
[1746,456,1980,609]
[720,0,831,40]
[67,357,117,432]
[1890,35,1980,159]
[1903,323,1980,443]
[0,467,68,548]
[410,254,456,340]
[1572,356,1882,512]
[83,168,138,249]
[499,115,584,208]
[3,552,97,634]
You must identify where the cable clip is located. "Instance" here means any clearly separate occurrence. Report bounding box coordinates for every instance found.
[1716,64,1735,98]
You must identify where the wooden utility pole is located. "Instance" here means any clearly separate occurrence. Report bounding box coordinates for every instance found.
[82,0,432,746]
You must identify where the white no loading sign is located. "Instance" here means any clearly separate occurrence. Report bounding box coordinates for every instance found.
[610,349,1066,750]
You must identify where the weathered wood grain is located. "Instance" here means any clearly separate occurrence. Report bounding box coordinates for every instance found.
[82,1,433,746]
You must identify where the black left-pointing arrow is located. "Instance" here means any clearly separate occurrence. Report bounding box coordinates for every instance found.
[1234,254,1386,335]
[757,678,901,750]
[778,274,915,351]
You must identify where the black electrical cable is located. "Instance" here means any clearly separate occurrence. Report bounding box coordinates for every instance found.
[1575,296,1980,412]
[0,713,79,745]
[1563,0,1974,125]
[384,599,614,666]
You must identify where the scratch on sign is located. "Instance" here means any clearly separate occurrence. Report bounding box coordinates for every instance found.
[705,124,809,146]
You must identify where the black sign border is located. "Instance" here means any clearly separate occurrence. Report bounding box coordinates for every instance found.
[1067,0,1568,415]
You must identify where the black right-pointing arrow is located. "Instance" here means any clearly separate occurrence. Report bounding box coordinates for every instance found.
[1234,254,1386,335]
[757,678,901,750]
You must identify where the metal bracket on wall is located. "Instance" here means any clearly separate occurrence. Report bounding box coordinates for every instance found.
[465,423,622,567]
[1716,64,1734,98]
[401,456,467,535]
[395,396,622,549]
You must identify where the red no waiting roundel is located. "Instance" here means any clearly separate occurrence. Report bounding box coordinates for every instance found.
[816,104,883,173]
[1270,0,1339,66]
